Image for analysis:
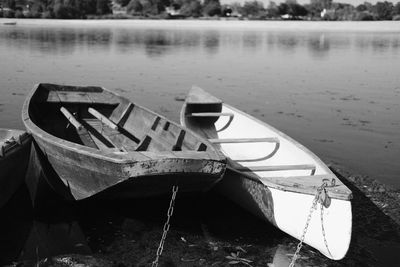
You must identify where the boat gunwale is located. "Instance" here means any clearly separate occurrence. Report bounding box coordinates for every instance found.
[0,129,31,158]
[180,88,352,200]
[22,83,226,165]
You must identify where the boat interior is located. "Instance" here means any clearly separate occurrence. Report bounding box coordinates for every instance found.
[182,88,352,199]
[29,84,210,153]
[182,88,324,177]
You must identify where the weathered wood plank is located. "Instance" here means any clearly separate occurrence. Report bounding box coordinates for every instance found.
[59,107,98,149]
[116,103,134,126]
[46,91,118,105]
[88,107,118,130]
[172,130,186,151]
[58,92,92,103]
[83,119,136,151]
[87,107,141,148]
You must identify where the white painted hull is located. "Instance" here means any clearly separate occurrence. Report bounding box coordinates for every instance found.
[216,169,352,260]
[271,186,352,260]
[180,87,353,260]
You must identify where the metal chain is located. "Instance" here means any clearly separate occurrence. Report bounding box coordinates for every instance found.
[152,185,179,267]
[289,181,330,267]
[320,203,333,258]
[289,191,319,267]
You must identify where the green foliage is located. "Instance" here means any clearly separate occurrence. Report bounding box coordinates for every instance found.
[333,3,355,20]
[203,0,220,16]
[356,11,375,20]
[1,0,400,20]
[180,0,202,17]
[15,9,24,17]
[82,0,98,15]
[127,0,143,14]
[54,4,78,18]
[309,0,332,11]
[277,1,308,17]
[395,2,400,15]
[266,1,279,18]
[241,1,264,18]
[96,0,111,15]
[42,10,53,18]
[5,0,16,9]
[356,4,367,12]
[289,3,308,17]
[3,9,15,17]
[115,0,130,6]
[375,1,394,20]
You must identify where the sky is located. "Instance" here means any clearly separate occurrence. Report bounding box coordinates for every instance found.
[220,0,398,5]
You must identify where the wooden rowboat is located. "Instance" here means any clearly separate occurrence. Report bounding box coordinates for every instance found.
[0,129,31,208]
[22,84,226,200]
[180,87,352,260]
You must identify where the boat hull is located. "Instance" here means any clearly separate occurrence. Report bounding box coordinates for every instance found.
[0,129,31,208]
[21,84,226,201]
[216,169,351,260]
[33,134,225,201]
[180,87,352,260]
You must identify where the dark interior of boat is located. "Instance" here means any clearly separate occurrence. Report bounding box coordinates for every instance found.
[29,84,208,152]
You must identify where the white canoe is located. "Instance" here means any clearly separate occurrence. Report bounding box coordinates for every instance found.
[180,87,352,260]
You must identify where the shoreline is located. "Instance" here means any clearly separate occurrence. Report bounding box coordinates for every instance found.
[330,163,400,226]
[2,18,400,32]
[5,163,400,266]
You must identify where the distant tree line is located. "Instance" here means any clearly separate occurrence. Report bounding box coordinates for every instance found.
[0,0,111,18]
[1,0,400,20]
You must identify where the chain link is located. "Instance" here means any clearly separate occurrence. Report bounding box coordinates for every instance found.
[289,181,332,267]
[289,191,319,267]
[320,203,333,258]
[152,185,179,267]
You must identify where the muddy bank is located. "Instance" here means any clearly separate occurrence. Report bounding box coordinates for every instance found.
[83,166,400,267]
[2,165,400,267]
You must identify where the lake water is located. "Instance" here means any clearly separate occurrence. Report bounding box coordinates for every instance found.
[1,19,399,189]
[0,18,400,267]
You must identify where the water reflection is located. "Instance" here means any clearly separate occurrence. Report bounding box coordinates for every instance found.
[241,32,263,51]
[2,25,400,58]
[308,34,331,58]
[277,35,300,52]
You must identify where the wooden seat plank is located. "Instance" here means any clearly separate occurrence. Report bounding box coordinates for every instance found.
[59,107,98,149]
[58,92,92,103]
[47,91,118,104]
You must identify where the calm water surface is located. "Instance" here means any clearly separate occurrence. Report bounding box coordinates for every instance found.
[0,18,399,267]
[1,19,399,189]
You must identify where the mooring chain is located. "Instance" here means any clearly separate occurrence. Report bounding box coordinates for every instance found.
[289,179,335,267]
[320,203,333,258]
[152,185,179,267]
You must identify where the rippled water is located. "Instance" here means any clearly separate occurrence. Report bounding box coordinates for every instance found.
[1,19,399,189]
[0,18,399,267]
